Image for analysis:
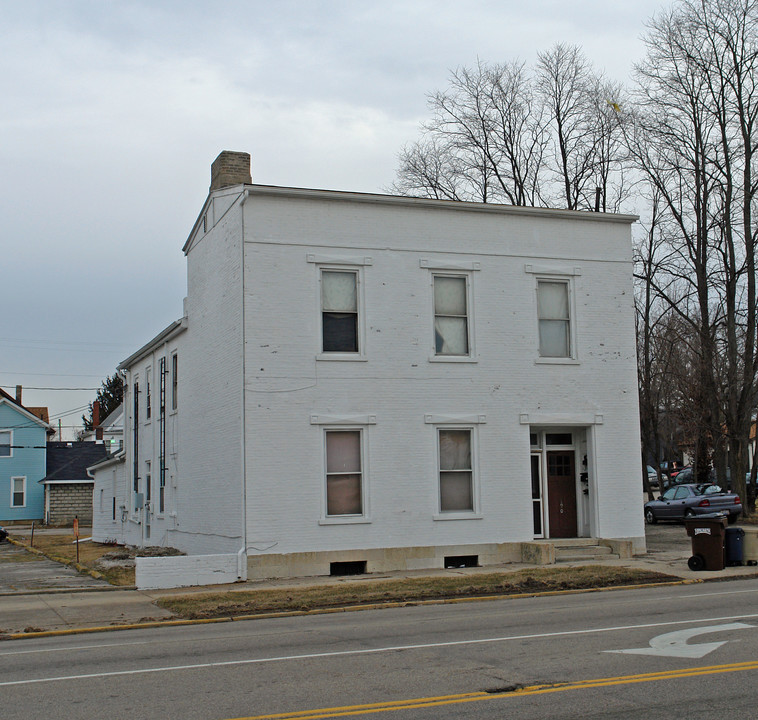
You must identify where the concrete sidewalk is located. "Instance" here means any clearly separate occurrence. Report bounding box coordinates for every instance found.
[2,525,758,638]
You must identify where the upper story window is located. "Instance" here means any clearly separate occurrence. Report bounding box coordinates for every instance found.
[171,354,178,410]
[0,430,11,457]
[146,368,152,420]
[433,274,470,356]
[537,280,571,358]
[321,270,359,353]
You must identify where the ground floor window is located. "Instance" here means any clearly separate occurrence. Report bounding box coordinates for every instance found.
[325,430,363,516]
[11,476,25,507]
[438,428,474,512]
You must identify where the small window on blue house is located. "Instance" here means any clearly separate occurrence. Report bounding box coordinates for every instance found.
[0,430,11,457]
[11,477,25,507]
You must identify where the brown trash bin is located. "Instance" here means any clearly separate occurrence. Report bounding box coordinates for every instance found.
[684,513,727,570]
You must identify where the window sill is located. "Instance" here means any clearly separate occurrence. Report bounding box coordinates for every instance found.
[318,516,372,525]
[535,357,580,365]
[428,356,478,363]
[433,513,483,521]
[316,354,368,362]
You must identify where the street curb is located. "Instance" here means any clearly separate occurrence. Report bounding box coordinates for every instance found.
[1,578,700,641]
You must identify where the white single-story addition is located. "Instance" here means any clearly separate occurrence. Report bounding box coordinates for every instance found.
[91,151,644,584]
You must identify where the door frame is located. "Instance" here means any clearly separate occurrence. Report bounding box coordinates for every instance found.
[530,428,584,539]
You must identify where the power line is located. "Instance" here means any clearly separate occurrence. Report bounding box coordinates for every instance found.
[0,385,100,391]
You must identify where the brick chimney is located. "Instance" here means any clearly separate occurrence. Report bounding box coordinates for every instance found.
[210,151,251,192]
[93,400,103,441]
[15,385,22,404]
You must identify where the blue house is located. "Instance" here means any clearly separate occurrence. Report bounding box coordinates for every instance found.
[0,388,49,522]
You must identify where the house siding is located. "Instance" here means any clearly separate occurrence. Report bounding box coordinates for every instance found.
[0,401,46,522]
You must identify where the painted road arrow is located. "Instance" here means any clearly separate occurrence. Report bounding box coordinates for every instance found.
[606,622,754,659]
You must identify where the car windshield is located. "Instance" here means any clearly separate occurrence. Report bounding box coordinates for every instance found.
[703,485,723,495]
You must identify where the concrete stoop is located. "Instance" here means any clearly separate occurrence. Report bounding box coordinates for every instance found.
[553,538,620,563]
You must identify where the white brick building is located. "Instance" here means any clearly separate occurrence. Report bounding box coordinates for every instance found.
[93,151,644,581]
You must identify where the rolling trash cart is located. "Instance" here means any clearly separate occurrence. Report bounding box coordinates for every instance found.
[684,513,727,571]
[725,526,745,566]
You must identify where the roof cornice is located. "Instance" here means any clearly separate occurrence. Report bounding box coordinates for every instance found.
[0,397,51,429]
[242,184,639,224]
[182,183,638,255]
[118,317,187,370]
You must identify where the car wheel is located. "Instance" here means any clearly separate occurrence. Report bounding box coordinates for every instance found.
[727,513,737,525]
[684,509,695,518]
[645,509,657,525]
[688,554,705,571]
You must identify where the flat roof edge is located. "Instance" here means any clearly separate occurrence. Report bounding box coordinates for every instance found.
[244,184,639,224]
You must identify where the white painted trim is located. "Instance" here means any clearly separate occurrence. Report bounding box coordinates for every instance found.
[307,254,373,266]
[425,414,486,424]
[420,259,481,271]
[519,413,603,425]
[0,429,12,458]
[10,476,26,508]
[524,264,582,276]
[311,414,377,425]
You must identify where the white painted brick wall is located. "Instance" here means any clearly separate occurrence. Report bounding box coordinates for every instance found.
[135,553,245,589]
[240,192,643,557]
[116,185,644,567]
[178,193,245,554]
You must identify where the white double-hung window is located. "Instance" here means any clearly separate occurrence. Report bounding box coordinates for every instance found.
[438,428,474,512]
[537,280,571,358]
[420,258,479,361]
[0,430,11,457]
[11,477,25,507]
[321,270,359,353]
[433,275,470,356]
[325,429,363,516]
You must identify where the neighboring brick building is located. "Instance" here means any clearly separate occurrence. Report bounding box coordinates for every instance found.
[43,442,107,525]
[92,151,644,579]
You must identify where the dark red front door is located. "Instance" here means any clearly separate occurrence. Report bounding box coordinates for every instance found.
[547,451,577,538]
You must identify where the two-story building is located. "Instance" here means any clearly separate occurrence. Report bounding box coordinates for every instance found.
[93,151,644,581]
[1,388,49,522]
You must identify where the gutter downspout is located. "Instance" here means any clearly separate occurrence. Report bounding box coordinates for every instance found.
[238,189,250,580]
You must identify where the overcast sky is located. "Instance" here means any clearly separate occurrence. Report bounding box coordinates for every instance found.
[2,0,667,433]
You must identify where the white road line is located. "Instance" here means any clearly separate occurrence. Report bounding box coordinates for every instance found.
[2,612,758,688]
[666,588,758,599]
[0,640,149,657]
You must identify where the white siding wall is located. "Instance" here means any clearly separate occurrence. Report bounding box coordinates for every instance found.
[241,194,642,558]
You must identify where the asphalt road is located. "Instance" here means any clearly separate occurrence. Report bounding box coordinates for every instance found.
[2,575,758,719]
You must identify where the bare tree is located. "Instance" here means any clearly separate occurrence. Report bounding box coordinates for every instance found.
[536,44,602,210]
[630,0,758,511]
[393,52,627,210]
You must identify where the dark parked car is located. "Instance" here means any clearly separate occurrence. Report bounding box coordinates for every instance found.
[644,483,742,524]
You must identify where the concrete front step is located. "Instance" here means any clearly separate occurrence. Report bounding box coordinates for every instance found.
[555,544,618,563]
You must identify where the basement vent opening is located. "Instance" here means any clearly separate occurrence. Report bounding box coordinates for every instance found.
[444,555,479,568]
[330,560,367,576]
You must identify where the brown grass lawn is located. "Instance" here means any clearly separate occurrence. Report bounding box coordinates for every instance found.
[157,566,676,620]
[7,530,678,619]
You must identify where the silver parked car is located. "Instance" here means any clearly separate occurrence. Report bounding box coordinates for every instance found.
[644,484,742,524]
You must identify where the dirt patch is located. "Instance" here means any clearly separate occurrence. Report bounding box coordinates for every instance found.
[157,566,676,620]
